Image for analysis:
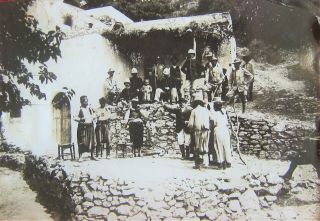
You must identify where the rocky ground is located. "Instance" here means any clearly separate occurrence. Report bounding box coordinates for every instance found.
[0,167,53,220]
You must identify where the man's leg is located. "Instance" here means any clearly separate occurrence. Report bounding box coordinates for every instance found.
[177,130,185,158]
[184,130,191,159]
[240,91,247,113]
[171,88,178,103]
[248,81,254,101]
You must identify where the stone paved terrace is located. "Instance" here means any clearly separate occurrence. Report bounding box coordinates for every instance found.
[24,152,320,221]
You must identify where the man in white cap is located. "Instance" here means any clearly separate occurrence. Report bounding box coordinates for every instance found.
[104,68,120,105]
[130,67,143,102]
[154,67,178,103]
[188,95,212,169]
[204,52,224,101]
[227,58,254,113]
[182,49,204,101]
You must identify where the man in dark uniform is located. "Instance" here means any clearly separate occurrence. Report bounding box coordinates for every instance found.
[130,67,143,102]
[181,49,204,101]
[154,68,177,103]
[170,56,182,101]
[164,99,193,159]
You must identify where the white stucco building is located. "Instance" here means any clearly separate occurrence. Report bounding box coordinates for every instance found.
[1,0,236,157]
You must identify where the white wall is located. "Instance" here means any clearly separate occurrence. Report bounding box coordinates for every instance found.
[2,33,130,156]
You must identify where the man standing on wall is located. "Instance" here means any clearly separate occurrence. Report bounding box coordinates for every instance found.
[152,56,164,93]
[130,67,143,102]
[227,58,254,113]
[182,49,204,102]
[204,52,224,102]
[104,68,120,105]
[240,48,255,101]
[170,56,182,101]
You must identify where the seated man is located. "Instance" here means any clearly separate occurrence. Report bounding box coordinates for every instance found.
[154,68,178,103]
[118,79,138,104]
[104,68,120,105]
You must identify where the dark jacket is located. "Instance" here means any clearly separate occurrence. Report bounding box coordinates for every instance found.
[119,88,137,102]
[159,76,174,91]
[181,58,203,81]
[130,77,143,91]
[170,66,182,88]
[164,105,192,133]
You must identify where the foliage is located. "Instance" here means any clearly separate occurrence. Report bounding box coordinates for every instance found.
[82,0,179,21]
[106,20,232,65]
[52,87,75,109]
[0,0,64,113]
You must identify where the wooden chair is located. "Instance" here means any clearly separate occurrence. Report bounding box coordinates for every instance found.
[116,142,132,158]
[58,143,75,160]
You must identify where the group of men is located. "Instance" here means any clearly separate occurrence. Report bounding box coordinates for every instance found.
[75,48,254,168]
[103,48,254,113]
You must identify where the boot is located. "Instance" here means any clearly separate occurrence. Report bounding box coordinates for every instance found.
[242,102,246,113]
[179,145,185,159]
[185,146,190,159]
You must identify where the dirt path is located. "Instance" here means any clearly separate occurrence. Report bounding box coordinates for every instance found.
[0,167,53,221]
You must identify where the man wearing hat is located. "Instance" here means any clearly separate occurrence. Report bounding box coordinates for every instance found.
[152,56,164,92]
[154,67,177,103]
[204,52,224,102]
[181,49,204,98]
[130,67,143,102]
[164,98,193,159]
[240,48,254,101]
[104,68,120,105]
[188,95,212,169]
[170,56,183,101]
[227,58,254,113]
[118,78,138,104]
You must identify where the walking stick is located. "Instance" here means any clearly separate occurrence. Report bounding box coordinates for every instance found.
[227,108,246,165]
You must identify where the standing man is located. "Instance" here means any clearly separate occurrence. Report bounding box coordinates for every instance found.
[181,49,204,97]
[104,68,120,105]
[205,52,224,101]
[130,67,143,102]
[170,56,182,101]
[124,98,147,157]
[152,56,164,93]
[188,96,211,169]
[95,97,112,158]
[74,96,96,160]
[227,58,254,113]
[241,49,254,101]
[164,99,193,159]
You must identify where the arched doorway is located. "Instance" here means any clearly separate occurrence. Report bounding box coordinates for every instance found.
[52,92,71,145]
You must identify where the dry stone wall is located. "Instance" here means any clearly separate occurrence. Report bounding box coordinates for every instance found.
[108,104,313,160]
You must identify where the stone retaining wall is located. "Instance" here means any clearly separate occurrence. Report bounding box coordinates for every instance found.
[229,116,313,160]
[108,104,314,160]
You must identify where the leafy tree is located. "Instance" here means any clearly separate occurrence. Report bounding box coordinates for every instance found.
[0,0,63,115]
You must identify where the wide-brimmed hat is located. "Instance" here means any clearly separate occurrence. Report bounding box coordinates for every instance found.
[232,58,242,64]
[212,97,225,103]
[188,49,195,54]
[107,68,115,74]
[131,97,139,103]
[163,68,170,76]
[124,78,131,85]
[131,67,138,74]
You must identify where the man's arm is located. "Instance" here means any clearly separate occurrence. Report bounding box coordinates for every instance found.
[243,68,254,84]
[188,109,195,130]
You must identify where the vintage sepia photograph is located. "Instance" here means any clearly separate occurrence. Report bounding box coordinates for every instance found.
[0,0,320,220]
